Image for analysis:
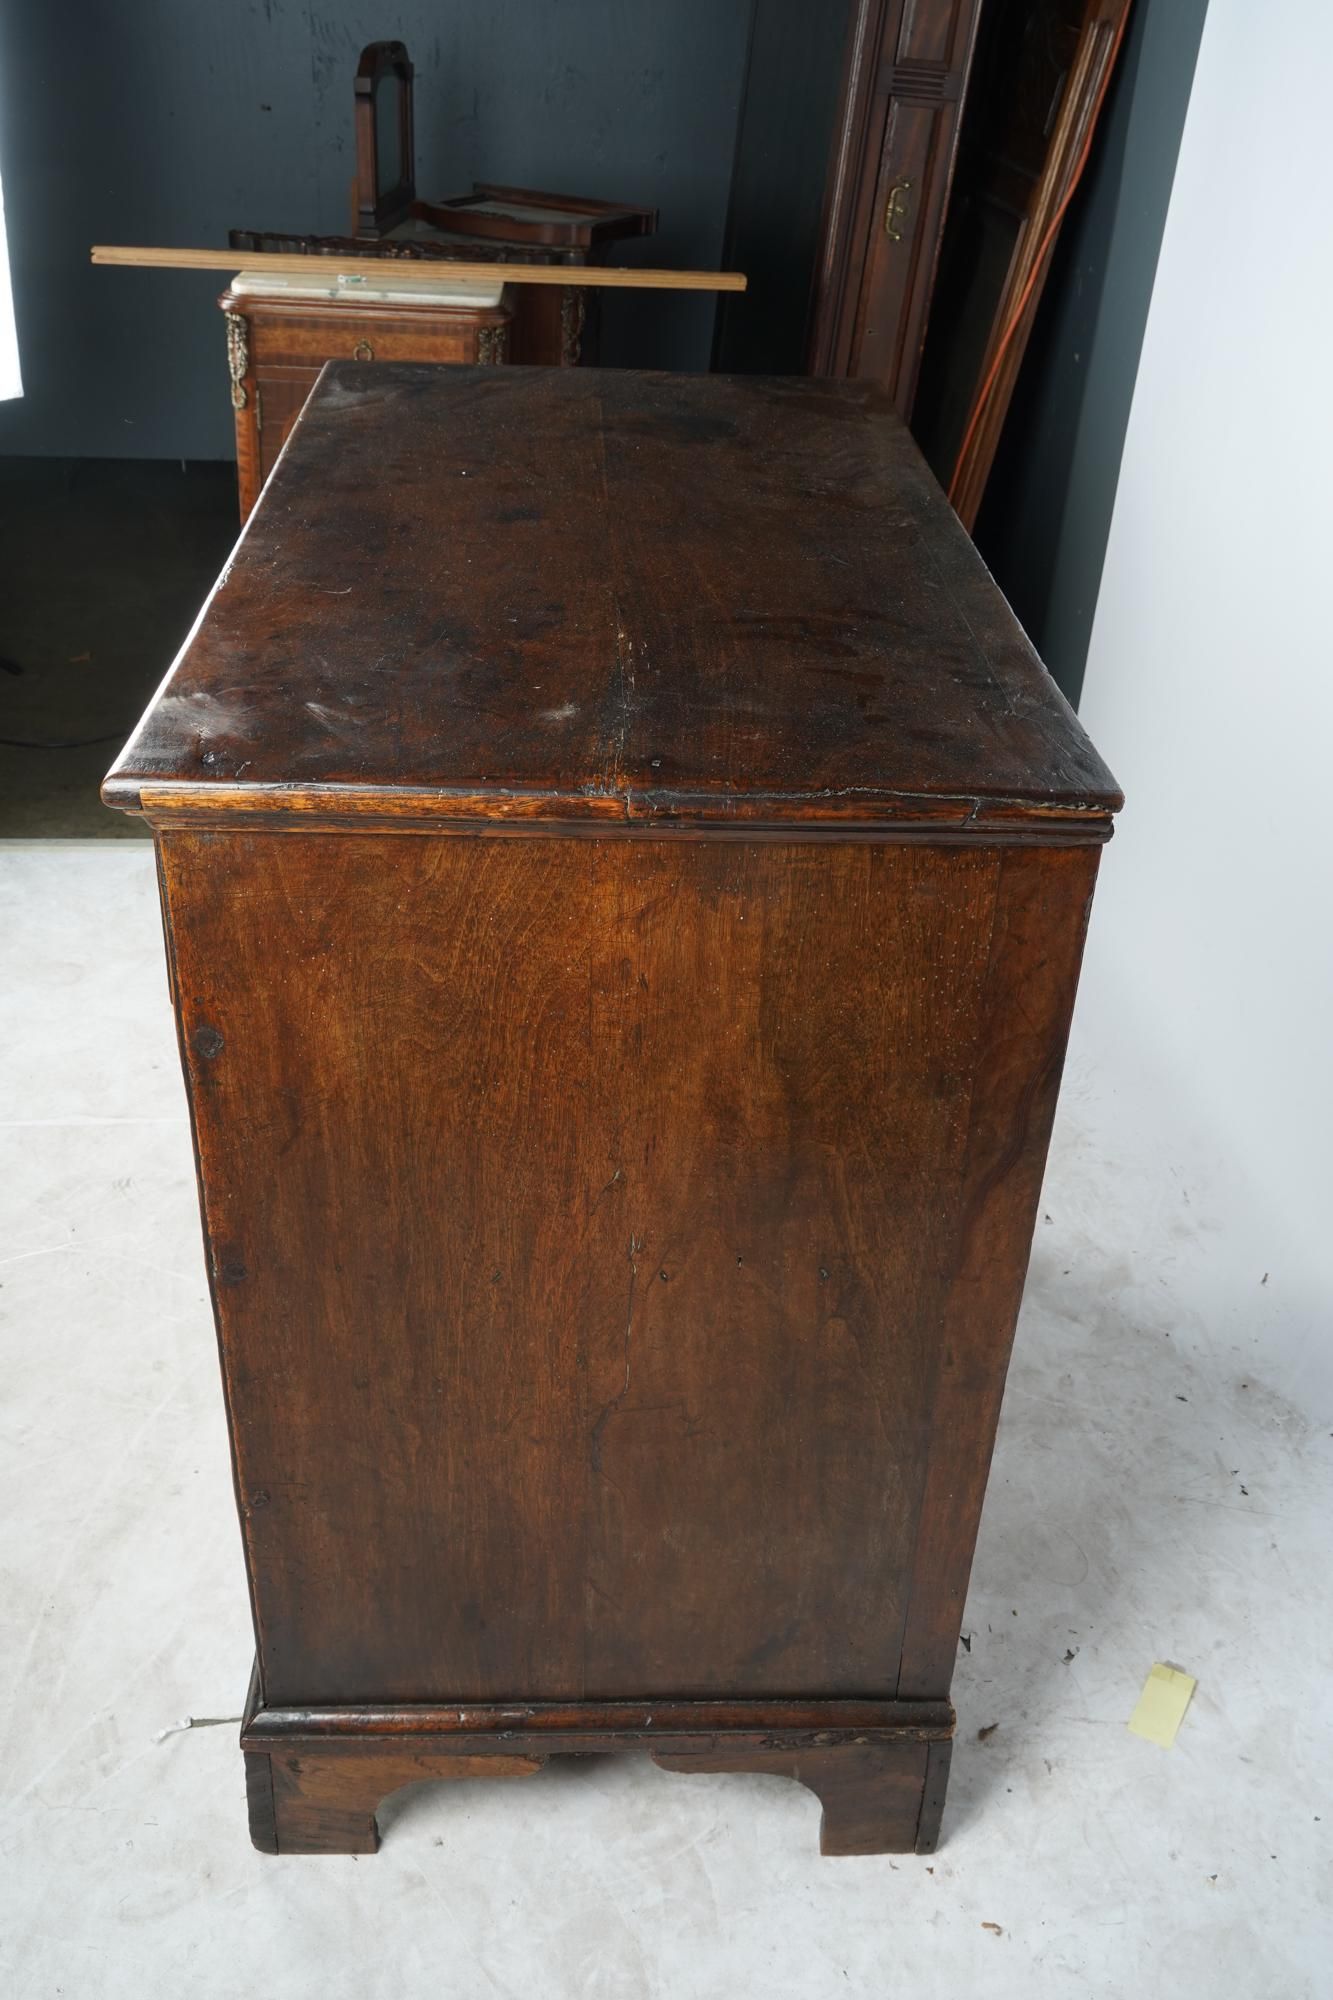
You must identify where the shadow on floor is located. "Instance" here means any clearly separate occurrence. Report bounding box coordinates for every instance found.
[0,457,238,836]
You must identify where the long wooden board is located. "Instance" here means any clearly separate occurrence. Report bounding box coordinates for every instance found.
[91,245,746,293]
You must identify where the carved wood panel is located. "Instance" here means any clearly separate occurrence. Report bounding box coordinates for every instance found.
[809,0,986,415]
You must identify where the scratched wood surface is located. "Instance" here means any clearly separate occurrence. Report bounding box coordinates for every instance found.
[105,365,1120,836]
[155,828,1073,1708]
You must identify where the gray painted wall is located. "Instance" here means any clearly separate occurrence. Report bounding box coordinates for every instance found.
[712,0,852,375]
[975,0,1210,704]
[0,1,752,460]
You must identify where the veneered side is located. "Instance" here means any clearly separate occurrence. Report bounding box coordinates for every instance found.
[158,829,1037,1706]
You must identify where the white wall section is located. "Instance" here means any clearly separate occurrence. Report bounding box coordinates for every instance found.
[1072,0,1333,1418]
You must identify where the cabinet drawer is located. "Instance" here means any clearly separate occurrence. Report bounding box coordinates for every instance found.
[248,311,485,368]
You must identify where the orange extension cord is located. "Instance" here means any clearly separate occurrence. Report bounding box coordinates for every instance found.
[947,7,1132,509]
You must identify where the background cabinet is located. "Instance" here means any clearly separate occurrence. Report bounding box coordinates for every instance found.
[712,0,985,413]
[808,0,985,413]
[219,284,511,521]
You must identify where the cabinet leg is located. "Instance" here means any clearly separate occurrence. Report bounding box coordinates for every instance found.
[244,1746,545,1855]
[652,1738,948,1856]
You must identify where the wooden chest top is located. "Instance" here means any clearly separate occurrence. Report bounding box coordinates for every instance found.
[105,364,1120,840]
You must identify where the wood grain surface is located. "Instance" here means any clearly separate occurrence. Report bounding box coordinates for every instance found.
[105,365,1120,837]
[92,245,745,289]
[156,828,1084,1708]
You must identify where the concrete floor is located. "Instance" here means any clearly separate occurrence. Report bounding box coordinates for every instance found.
[1,840,1329,1998]
[0,460,236,838]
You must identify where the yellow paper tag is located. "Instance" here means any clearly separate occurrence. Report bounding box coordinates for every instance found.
[1127,1663,1197,1747]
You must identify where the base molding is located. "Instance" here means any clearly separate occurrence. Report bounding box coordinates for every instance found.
[240,1673,955,1857]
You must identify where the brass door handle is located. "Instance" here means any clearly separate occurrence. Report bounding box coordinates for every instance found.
[352,339,374,361]
[883,180,912,242]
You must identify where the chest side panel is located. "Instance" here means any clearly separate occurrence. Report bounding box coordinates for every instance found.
[895,840,1101,1695]
[161,830,1017,1705]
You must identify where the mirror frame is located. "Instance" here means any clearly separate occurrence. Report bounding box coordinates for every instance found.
[354,42,416,239]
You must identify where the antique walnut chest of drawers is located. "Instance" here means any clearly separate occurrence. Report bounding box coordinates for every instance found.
[104,363,1120,1858]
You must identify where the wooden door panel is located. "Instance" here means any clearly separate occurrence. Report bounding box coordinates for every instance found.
[811,0,984,412]
[853,100,955,393]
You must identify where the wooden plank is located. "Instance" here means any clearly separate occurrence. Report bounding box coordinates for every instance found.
[91,244,746,293]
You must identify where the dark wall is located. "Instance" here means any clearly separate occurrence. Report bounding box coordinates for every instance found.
[0,1,752,460]
[975,0,1210,704]
[712,0,852,375]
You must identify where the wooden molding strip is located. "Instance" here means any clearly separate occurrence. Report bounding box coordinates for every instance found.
[244,1695,957,1746]
[108,777,1118,844]
[92,244,747,294]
